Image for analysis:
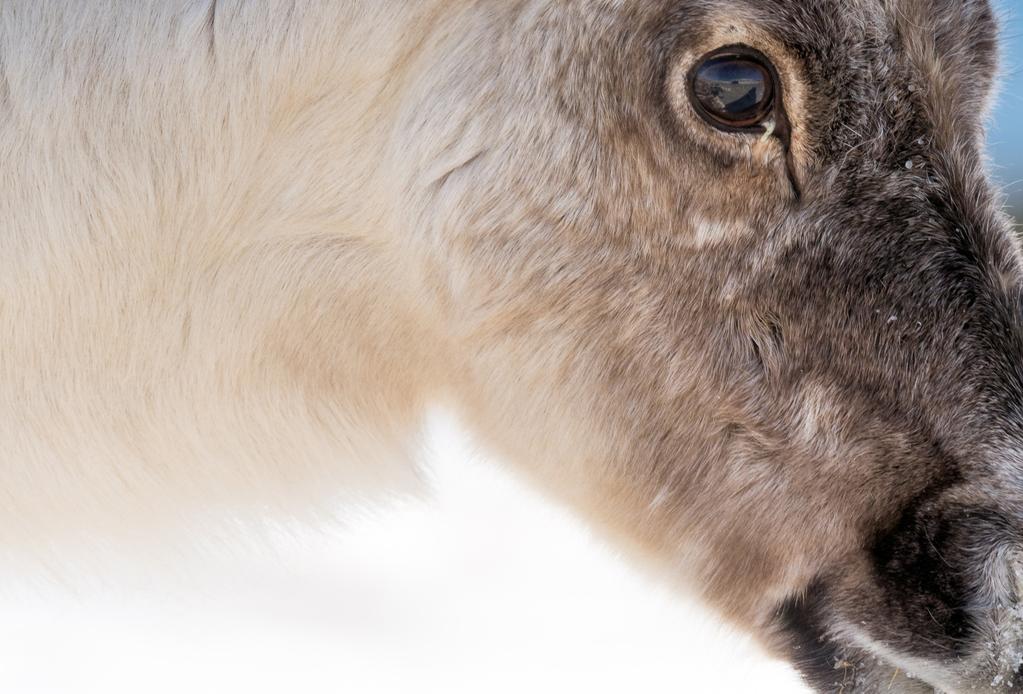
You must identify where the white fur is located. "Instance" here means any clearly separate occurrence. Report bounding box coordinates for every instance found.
[0,1,467,550]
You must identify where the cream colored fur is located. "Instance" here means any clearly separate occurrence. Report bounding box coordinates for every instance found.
[0,2,468,545]
[1,2,659,556]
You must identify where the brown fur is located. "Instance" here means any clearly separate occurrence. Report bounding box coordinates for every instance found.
[2,1,1020,691]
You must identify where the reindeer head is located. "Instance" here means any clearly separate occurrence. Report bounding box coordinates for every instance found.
[8,0,1021,690]
[398,0,1023,690]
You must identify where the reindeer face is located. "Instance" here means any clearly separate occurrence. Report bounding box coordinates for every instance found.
[413,0,1022,690]
[8,0,1022,690]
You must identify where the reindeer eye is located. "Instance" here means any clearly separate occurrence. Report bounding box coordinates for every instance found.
[689,47,777,131]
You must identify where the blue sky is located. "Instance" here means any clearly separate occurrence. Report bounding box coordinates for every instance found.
[991,0,1023,197]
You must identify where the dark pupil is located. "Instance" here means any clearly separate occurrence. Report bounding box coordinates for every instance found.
[692,55,773,127]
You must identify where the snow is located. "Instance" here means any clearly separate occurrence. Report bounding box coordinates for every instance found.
[0,413,808,694]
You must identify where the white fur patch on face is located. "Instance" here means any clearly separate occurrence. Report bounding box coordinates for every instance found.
[792,382,846,458]
[688,215,753,248]
[795,384,829,440]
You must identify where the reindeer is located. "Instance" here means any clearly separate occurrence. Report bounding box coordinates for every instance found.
[3,0,1022,691]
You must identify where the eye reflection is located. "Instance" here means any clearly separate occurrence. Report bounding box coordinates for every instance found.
[689,49,776,130]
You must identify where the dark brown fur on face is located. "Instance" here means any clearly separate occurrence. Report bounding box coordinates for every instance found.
[412,0,1023,690]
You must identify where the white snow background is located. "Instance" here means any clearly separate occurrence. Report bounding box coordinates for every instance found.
[0,411,808,694]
